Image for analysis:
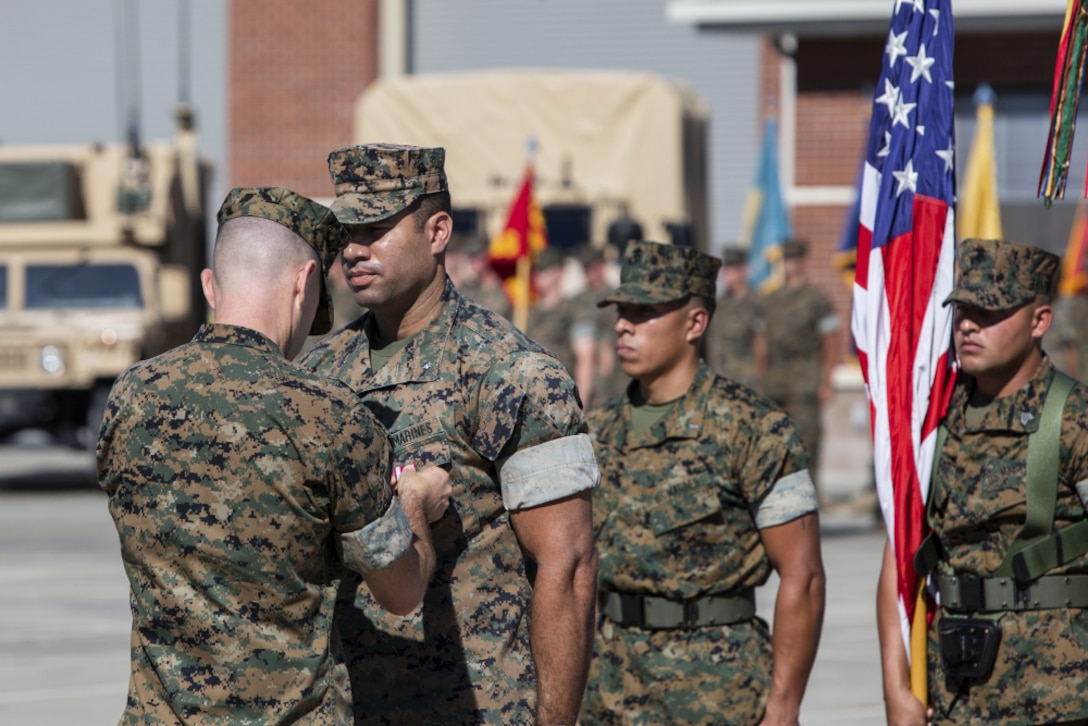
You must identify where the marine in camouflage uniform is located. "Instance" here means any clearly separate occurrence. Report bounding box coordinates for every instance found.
[526,246,579,374]
[760,239,839,491]
[98,187,441,724]
[1052,291,1088,381]
[706,247,764,389]
[301,144,600,725]
[453,232,512,320]
[582,240,825,725]
[878,238,1088,725]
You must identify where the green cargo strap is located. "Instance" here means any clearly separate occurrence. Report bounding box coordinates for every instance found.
[1012,519,1088,584]
[599,589,755,630]
[997,370,1076,583]
[913,424,950,578]
[936,572,1088,612]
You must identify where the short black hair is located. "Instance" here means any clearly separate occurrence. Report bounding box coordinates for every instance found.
[411,191,452,231]
[691,293,716,323]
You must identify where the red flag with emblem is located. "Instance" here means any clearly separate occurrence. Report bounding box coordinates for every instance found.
[489,165,549,328]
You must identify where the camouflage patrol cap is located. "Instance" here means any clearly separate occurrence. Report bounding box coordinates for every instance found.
[535,246,566,271]
[781,239,808,259]
[943,238,1060,311]
[722,247,747,267]
[327,143,448,225]
[216,186,349,336]
[455,233,490,258]
[597,240,721,308]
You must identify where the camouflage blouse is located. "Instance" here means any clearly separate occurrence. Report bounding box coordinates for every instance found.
[300,280,598,724]
[99,323,402,725]
[927,356,1088,724]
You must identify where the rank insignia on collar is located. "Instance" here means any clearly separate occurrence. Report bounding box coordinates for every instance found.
[1020,411,1034,427]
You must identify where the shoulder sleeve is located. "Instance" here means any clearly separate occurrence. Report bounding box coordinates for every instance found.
[1061,385,1088,509]
[470,351,587,461]
[734,405,814,522]
[96,369,134,495]
[470,350,594,509]
[812,287,840,334]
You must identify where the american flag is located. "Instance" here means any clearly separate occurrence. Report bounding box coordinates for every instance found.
[853,0,957,663]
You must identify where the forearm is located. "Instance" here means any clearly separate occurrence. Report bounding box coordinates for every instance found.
[877,540,928,725]
[363,501,436,615]
[762,557,825,724]
[819,333,837,401]
[530,550,598,725]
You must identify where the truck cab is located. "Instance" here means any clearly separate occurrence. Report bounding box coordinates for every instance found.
[0,141,209,446]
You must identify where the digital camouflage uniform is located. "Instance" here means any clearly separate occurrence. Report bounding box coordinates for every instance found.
[706,291,763,390]
[303,144,599,725]
[457,274,512,320]
[581,241,818,725]
[926,358,1088,725]
[761,259,838,484]
[1052,293,1088,381]
[98,187,412,725]
[527,298,581,378]
[925,239,1088,725]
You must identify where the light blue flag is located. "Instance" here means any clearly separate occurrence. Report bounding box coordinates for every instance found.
[741,118,792,292]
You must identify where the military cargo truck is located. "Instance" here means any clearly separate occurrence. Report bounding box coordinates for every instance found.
[353,69,709,252]
[0,138,210,447]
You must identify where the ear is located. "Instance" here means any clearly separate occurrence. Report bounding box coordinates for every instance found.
[296,259,318,306]
[1032,302,1053,340]
[685,304,710,344]
[427,211,453,256]
[200,268,216,309]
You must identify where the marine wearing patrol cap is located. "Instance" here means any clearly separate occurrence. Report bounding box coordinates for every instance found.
[943,238,1060,311]
[722,247,747,267]
[535,246,567,271]
[598,239,721,308]
[216,186,349,336]
[781,239,808,260]
[327,143,448,225]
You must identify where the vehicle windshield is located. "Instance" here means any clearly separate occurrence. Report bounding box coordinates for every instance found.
[26,262,143,310]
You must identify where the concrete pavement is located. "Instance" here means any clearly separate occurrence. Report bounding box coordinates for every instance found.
[0,461,889,724]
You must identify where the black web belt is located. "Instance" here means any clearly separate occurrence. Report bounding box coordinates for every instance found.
[599,588,755,630]
[937,572,1088,613]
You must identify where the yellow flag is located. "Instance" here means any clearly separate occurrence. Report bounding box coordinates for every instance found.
[957,86,1003,241]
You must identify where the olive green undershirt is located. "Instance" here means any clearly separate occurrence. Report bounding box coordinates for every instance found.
[369,334,412,369]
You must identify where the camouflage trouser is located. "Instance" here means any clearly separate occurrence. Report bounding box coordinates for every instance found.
[580,617,772,725]
[927,607,1088,725]
[771,392,821,493]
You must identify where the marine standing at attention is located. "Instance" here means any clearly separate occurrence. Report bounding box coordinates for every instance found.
[582,240,825,725]
[879,238,1088,725]
[300,144,600,725]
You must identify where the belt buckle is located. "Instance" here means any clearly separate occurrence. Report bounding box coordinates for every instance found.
[683,599,699,626]
[620,593,645,628]
[958,573,983,612]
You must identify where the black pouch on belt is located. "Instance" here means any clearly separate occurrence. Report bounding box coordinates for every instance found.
[936,616,1002,680]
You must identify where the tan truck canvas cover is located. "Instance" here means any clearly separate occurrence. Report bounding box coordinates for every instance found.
[354,69,709,247]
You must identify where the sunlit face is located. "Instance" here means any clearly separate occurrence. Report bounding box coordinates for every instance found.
[612,299,694,382]
[952,301,1042,381]
[341,208,438,312]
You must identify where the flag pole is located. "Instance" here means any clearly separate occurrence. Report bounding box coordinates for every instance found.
[910,582,928,701]
[514,255,531,332]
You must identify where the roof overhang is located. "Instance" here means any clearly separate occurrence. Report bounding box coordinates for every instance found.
[666,0,1069,35]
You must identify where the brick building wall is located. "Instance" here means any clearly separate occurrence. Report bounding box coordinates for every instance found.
[229,0,379,197]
